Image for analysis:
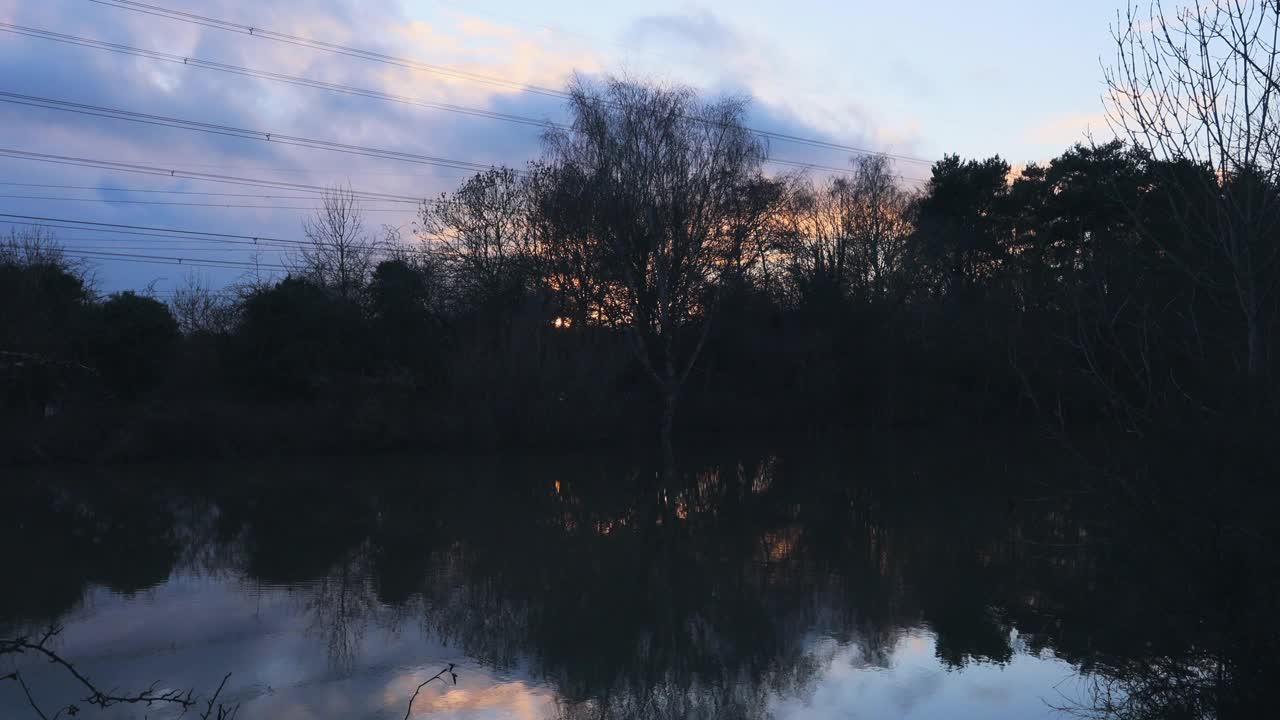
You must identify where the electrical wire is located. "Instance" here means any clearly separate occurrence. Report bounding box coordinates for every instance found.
[63,248,289,270]
[0,180,418,202]
[0,22,927,181]
[0,213,436,259]
[0,148,440,203]
[0,193,417,212]
[0,90,514,175]
[0,22,564,130]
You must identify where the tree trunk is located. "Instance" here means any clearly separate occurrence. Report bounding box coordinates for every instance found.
[660,386,678,481]
[1246,309,1263,382]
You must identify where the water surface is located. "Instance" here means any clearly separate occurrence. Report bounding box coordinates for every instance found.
[3,439,1115,719]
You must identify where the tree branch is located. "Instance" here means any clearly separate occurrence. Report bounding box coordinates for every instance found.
[403,663,456,720]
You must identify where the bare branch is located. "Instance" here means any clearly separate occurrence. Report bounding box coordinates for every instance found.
[1,627,238,720]
[290,185,378,300]
[403,663,456,720]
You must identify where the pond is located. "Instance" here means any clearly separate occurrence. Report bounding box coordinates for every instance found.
[0,435,1208,719]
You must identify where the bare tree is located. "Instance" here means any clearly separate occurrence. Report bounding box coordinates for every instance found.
[417,167,536,309]
[1105,0,1280,383]
[782,156,914,305]
[1,227,95,368]
[719,175,801,299]
[291,186,377,300]
[845,155,915,303]
[1,226,96,295]
[169,273,236,335]
[785,176,854,302]
[2,627,239,720]
[1,227,73,270]
[536,77,768,457]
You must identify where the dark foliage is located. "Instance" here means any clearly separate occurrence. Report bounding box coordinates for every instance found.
[0,77,1276,468]
[85,291,179,399]
[232,276,369,398]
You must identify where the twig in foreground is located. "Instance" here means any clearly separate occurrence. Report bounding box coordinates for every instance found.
[403,663,456,720]
[1,626,239,720]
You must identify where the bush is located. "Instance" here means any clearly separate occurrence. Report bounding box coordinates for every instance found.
[85,292,179,398]
[0,229,91,357]
[233,277,370,398]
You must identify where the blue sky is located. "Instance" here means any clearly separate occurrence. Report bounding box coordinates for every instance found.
[0,0,1125,293]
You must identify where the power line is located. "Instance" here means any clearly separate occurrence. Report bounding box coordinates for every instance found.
[767,157,930,184]
[49,232,320,253]
[19,228,314,253]
[88,0,937,166]
[0,181,420,202]
[32,234,403,268]
[0,213,436,259]
[123,163,458,178]
[68,248,286,266]
[0,148,440,203]
[0,89,926,188]
[0,91,514,175]
[0,22,564,131]
[0,22,905,181]
[0,212,329,247]
[0,193,417,212]
[62,244,289,252]
[64,249,290,271]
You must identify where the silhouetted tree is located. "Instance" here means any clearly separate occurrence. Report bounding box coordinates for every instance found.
[418,166,537,312]
[85,291,179,398]
[169,273,236,336]
[0,228,90,357]
[783,155,916,308]
[291,186,378,301]
[1106,0,1280,388]
[368,258,439,374]
[782,176,855,309]
[1004,142,1146,312]
[717,174,796,296]
[914,155,1012,298]
[7,70,1280,467]
[845,155,917,304]
[233,277,367,398]
[535,77,769,456]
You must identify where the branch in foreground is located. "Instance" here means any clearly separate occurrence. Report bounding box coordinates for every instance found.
[1,626,239,720]
[403,663,456,720]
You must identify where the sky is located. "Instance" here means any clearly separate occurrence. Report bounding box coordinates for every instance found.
[0,0,1128,293]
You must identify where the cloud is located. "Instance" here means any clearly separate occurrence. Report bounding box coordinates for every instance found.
[0,0,920,293]
[623,8,777,99]
[0,0,579,291]
[386,12,602,108]
[888,58,935,98]
[628,10,744,55]
[619,9,925,174]
[1020,111,1113,148]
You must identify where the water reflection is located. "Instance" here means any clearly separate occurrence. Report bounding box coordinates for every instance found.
[1,436,1264,719]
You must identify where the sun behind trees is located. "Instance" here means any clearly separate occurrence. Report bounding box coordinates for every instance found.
[532,78,774,457]
[417,77,782,455]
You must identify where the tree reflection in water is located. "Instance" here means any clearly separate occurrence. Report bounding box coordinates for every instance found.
[2,434,1274,719]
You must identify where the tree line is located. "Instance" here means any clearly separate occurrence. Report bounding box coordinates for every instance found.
[3,0,1279,464]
